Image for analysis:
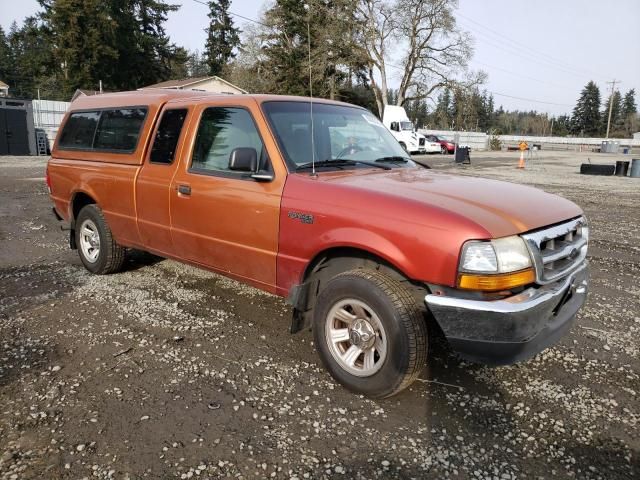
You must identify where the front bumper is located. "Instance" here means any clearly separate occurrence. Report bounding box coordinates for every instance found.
[425,262,588,365]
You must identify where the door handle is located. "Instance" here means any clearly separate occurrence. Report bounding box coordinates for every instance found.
[177,184,191,195]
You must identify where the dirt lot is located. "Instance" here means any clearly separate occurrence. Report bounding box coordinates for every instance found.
[0,152,638,479]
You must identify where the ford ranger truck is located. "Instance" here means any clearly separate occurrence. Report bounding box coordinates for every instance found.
[47,90,589,398]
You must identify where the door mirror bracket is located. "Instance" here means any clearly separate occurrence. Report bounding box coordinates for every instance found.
[250,172,274,182]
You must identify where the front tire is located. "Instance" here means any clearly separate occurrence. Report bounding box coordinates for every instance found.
[313,269,428,398]
[75,204,125,274]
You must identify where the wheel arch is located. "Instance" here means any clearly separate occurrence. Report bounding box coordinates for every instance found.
[289,245,428,333]
[67,190,98,249]
[302,246,408,285]
[70,190,98,227]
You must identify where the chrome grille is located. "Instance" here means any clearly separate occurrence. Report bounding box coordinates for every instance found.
[521,217,588,284]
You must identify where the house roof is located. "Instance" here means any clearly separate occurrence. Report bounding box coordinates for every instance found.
[71,88,113,102]
[144,76,247,93]
[0,80,9,89]
[146,76,212,88]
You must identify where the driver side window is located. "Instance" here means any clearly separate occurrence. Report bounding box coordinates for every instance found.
[191,107,264,175]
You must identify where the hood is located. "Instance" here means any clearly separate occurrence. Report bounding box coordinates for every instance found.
[311,167,582,238]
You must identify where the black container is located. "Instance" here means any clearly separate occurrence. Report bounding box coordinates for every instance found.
[455,147,470,164]
[615,160,630,176]
[580,163,615,175]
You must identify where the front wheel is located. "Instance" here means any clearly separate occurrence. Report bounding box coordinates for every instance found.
[313,269,428,398]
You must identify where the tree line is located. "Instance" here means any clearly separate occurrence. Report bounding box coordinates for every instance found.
[397,83,636,138]
[0,0,637,138]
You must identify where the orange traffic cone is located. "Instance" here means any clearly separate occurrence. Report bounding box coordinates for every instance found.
[517,150,525,169]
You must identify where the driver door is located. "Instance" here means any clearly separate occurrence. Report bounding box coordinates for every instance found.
[170,101,285,291]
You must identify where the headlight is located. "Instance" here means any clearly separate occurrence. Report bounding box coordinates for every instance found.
[580,220,589,245]
[460,236,532,273]
[458,236,535,291]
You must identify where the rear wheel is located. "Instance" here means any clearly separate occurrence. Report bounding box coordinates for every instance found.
[75,204,125,274]
[441,145,447,154]
[313,269,428,398]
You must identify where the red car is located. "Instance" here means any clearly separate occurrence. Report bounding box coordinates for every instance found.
[425,134,455,154]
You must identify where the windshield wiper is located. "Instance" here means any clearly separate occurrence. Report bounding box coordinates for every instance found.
[374,156,411,163]
[296,158,391,171]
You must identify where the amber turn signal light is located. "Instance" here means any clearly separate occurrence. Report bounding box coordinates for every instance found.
[458,268,536,291]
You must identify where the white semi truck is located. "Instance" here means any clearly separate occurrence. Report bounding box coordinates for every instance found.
[382,105,440,154]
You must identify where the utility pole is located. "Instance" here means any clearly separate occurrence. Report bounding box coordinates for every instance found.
[605,79,619,138]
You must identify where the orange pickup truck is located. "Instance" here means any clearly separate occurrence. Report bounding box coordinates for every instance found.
[47,90,589,398]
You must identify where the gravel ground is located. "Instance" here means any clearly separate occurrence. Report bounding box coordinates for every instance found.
[0,152,638,479]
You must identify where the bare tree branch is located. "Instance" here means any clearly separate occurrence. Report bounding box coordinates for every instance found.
[357,0,482,116]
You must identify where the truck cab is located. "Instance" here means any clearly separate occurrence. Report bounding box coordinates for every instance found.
[382,105,433,154]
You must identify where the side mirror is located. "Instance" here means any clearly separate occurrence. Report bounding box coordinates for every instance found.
[390,121,398,131]
[228,147,257,172]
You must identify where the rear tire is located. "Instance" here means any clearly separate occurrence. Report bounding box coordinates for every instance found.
[313,269,428,398]
[75,204,125,274]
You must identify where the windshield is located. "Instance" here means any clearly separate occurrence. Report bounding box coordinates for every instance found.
[400,121,414,131]
[262,101,413,171]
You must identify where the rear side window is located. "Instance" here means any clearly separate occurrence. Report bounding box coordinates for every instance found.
[58,107,147,152]
[94,108,147,152]
[58,111,100,149]
[150,109,188,164]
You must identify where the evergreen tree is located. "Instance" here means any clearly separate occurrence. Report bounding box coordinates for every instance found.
[38,0,180,95]
[623,89,637,116]
[7,17,59,99]
[0,26,11,85]
[118,0,180,88]
[433,88,451,128]
[38,0,117,97]
[187,50,210,77]
[552,115,572,136]
[571,81,601,136]
[262,0,314,96]
[260,0,363,98]
[602,89,623,136]
[205,0,240,76]
[622,89,637,137]
[168,46,190,80]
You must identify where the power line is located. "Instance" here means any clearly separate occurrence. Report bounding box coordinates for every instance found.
[190,0,270,28]
[460,25,602,81]
[469,59,577,91]
[455,12,606,80]
[386,61,573,108]
[188,2,574,110]
[488,91,574,108]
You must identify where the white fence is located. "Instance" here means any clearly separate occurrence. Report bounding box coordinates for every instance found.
[32,99,71,149]
[416,130,640,152]
[418,129,488,150]
[497,135,640,149]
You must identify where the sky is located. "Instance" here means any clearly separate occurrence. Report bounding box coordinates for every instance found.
[2,0,639,115]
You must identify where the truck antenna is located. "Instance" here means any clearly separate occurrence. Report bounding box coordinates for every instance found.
[305,4,316,176]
